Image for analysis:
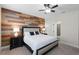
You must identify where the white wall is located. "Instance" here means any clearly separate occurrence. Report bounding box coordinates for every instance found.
[59,11,79,48]
[45,11,79,48]
[45,14,58,36]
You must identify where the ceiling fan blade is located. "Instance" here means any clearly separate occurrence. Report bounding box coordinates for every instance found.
[44,4,50,8]
[51,10,55,12]
[51,5,58,9]
[44,4,47,7]
[39,9,45,11]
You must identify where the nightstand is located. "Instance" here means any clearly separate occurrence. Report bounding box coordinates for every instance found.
[10,36,23,50]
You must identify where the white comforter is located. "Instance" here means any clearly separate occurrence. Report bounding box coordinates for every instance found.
[23,34,57,55]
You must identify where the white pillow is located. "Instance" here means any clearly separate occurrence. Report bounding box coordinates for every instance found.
[24,32,30,37]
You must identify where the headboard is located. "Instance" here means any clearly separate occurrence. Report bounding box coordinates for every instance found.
[22,27,40,37]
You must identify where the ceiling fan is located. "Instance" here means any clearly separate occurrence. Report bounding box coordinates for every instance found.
[39,4,58,13]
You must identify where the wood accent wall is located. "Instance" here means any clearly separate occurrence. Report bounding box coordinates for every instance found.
[0,7,1,47]
[1,8,45,46]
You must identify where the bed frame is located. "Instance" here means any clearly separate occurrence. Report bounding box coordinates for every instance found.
[22,26,58,55]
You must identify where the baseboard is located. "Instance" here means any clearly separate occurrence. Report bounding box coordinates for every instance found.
[59,40,79,49]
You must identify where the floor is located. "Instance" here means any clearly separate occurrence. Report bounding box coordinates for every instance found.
[0,43,79,55]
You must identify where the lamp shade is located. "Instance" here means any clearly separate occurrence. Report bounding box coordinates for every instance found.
[13,27,20,37]
[13,28,19,32]
[42,28,45,31]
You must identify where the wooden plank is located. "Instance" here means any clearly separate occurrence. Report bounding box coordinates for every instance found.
[1,41,10,46]
[1,37,10,40]
[1,31,11,35]
[0,7,1,47]
[1,35,11,37]
[1,38,10,41]
[2,8,21,15]
[1,23,12,26]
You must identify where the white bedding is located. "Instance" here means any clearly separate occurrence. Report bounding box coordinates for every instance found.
[23,34,57,55]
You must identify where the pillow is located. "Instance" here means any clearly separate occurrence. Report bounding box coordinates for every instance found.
[30,32,34,35]
[35,31,39,35]
[24,32,30,37]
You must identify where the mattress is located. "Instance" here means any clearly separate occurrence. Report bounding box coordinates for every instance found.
[23,34,57,54]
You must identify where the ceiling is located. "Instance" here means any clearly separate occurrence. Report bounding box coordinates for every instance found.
[1,4,79,18]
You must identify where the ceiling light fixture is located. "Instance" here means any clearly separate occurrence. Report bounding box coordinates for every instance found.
[45,9,51,13]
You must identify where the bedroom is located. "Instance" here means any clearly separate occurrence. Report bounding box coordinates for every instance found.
[0,4,79,55]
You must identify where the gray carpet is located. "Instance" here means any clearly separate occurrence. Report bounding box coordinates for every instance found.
[0,43,79,55]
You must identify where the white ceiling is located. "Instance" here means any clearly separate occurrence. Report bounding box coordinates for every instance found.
[1,4,79,18]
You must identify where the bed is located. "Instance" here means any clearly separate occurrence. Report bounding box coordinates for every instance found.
[22,27,58,55]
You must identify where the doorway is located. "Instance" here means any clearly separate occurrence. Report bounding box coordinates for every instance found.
[57,24,61,36]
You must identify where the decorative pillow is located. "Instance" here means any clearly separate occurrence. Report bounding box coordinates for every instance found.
[30,32,34,35]
[35,31,39,35]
